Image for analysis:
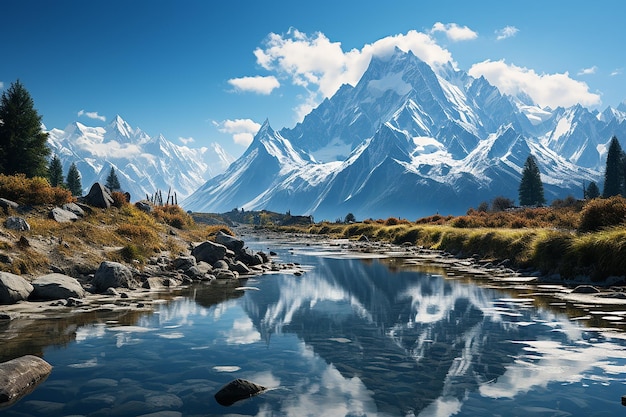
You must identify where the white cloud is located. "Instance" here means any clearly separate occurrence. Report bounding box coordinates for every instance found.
[495,26,519,41]
[577,66,598,76]
[218,118,262,147]
[431,22,478,42]
[252,28,455,122]
[179,136,194,145]
[228,75,280,95]
[77,110,106,122]
[611,68,623,76]
[469,59,601,108]
[0,81,4,90]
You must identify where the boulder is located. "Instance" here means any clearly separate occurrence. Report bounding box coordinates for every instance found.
[4,216,30,231]
[237,248,264,266]
[214,231,244,252]
[62,202,85,217]
[49,207,79,223]
[0,198,18,213]
[82,182,113,209]
[135,201,153,213]
[229,260,252,275]
[213,260,229,270]
[92,261,138,292]
[214,378,266,406]
[172,256,196,271]
[31,273,86,300]
[0,355,52,406]
[0,272,33,304]
[214,269,237,280]
[192,241,227,265]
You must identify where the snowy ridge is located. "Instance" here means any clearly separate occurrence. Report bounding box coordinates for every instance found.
[47,115,234,200]
[181,48,626,219]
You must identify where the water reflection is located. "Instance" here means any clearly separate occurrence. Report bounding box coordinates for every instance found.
[2,244,626,416]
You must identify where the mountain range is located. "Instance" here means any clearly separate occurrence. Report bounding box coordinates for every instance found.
[47,116,234,200]
[184,47,626,220]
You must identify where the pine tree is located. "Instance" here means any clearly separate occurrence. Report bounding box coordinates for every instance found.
[602,136,624,198]
[518,155,545,206]
[48,154,64,187]
[585,181,600,199]
[66,162,82,196]
[105,166,121,191]
[0,80,50,177]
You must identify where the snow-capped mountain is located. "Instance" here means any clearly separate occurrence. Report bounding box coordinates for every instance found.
[47,115,234,200]
[185,48,626,220]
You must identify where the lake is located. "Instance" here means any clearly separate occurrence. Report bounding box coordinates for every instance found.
[2,235,626,416]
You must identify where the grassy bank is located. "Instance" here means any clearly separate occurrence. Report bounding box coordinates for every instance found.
[277,199,626,283]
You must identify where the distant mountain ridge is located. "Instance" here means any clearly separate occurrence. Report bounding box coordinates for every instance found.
[184,48,626,220]
[47,115,234,200]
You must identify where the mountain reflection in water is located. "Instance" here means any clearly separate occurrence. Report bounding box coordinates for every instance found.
[3,242,626,416]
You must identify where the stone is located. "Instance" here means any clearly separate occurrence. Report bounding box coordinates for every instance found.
[0,198,18,212]
[49,207,79,223]
[4,216,30,231]
[81,182,114,209]
[214,269,237,280]
[213,260,229,270]
[0,272,33,304]
[237,248,263,266]
[135,201,153,213]
[172,256,196,271]
[192,241,227,265]
[229,260,252,275]
[0,355,52,406]
[92,261,138,292]
[214,378,266,406]
[214,231,244,252]
[62,202,85,217]
[572,285,600,294]
[31,273,86,300]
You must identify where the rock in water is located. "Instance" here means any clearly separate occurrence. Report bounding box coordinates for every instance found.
[214,378,266,406]
[0,355,52,406]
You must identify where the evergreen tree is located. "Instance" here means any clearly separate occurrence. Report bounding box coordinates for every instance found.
[602,136,624,198]
[0,80,50,177]
[518,155,545,206]
[66,162,82,196]
[48,154,64,187]
[585,181,600,199]
[105,166,121,191]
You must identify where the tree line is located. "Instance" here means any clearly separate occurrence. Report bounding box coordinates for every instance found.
[0,80,124,197]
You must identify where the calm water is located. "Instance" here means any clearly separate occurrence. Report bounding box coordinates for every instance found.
[2,237,626,416]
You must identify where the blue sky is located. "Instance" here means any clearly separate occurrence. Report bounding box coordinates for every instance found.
[2,0,625,157]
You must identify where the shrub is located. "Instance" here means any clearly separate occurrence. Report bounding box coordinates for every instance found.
[152,205,194,229]
[578,196,626,232]
[0,174,73,205]
[111,191,129,208]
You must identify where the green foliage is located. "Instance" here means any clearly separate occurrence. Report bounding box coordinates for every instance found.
[0,80,50,177]
[105,166,121,191]
[518,155,545,206]
[584,181,600,199]
[578,195,626,232]
[48,155,64,187]
[602,136,624,197]
[66,162,82,196]
[491,196,515,212]
[344,212,356,223]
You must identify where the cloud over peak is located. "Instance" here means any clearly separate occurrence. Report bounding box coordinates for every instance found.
[228,75,280,95]
[431,22,478,41]
[78,110,106,122]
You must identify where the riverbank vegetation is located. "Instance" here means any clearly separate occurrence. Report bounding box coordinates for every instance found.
[276,196,626,283]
